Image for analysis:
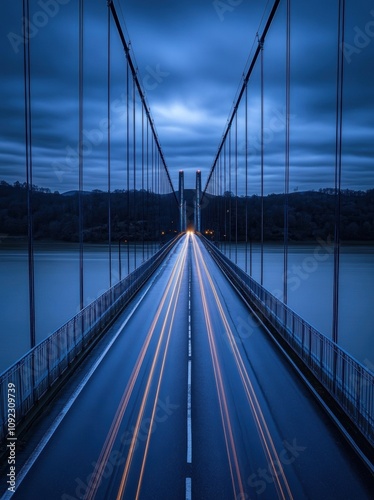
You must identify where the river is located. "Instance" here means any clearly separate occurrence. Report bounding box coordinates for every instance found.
[0,240,373,374]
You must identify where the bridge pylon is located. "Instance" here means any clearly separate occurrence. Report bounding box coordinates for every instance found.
[195,170,201,233]
[179,170,185,232]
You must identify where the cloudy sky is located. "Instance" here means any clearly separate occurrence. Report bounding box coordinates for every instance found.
[0,0,373,193]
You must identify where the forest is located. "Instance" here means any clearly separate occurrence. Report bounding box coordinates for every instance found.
[0,181,179,243]
[0,180,373,243]
[202,188,374,242]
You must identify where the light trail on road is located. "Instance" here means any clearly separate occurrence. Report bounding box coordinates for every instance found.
[85,235,189,500]
[192,234,293,499]
[192,235,245,499]
[122,235,188,499]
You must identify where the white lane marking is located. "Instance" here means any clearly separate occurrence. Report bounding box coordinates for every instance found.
[187,359,192,464]
[1,256,173,500]
[186,252,193,500]
[185,477,192,500]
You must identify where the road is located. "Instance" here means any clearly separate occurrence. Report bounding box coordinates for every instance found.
[3,234,373,499]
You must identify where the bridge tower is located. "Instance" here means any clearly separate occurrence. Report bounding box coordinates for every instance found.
[179,170,185,232]
[195,170,201,233]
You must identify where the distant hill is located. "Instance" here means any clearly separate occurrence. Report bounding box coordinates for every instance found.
[61,190,93,197]
[0,181,179,242]
[201,188,374,242]
[0,181,373,242]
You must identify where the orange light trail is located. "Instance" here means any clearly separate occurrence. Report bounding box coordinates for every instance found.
[192,234,294,500]
[134,238,188,499]
[85,235,189,500]
[119,234,188,499]
[192,235,245,499]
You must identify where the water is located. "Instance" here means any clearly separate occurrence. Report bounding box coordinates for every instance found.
[217,241,374,370]
[0,241,159,374]
[0,241,373,373]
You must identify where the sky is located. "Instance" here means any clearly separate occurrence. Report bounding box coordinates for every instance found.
[0,0,373,194]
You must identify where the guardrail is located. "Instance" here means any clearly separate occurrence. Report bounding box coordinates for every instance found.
[201,236,374,448]
[0,235,181,443]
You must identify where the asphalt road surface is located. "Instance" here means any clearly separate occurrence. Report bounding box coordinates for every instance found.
[3,233,373,499]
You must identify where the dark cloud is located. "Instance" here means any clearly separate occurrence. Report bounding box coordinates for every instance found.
[0,0,373,193]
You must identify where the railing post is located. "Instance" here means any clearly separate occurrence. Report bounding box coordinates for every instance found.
[47,338,52,388]
[308,325,312,364]
[31,349,37,405]
[355,365,362,423]
[332,347,338,396]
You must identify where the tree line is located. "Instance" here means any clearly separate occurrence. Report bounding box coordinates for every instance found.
[201,188,374,242]
[1,181,373,243]
[0,181,179,242]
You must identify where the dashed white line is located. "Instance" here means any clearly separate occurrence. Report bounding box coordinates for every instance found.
[187,359,192,464]
[186,251,193,499]
[185,477,192,500]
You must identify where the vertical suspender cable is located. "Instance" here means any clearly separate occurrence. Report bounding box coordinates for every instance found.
[157,152,161,238]
[146,119,150,258]
[245,85,249,274]
[333,0,345,344]
[155,146,158,238]
[217,155,220,239]
[142,105,145,261]
[228,128,232,259]
[107,5,112,287]
[235,111,238,264]
[78,0,84,311]
[133,77,136,270]
[224,142,227,254]
[219,145,221,238]
[283,0,291,304]
[217,158,219,233]
[126,63,130,275]
[23,0,35,348]
[151,136,154,247]
[260,39,265,286]
[151,135,154,195]
[216,155,219,234]
[152,136,155,248]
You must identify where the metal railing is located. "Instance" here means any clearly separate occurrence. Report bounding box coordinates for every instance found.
[0,236,181,443]
[201,236,374,448]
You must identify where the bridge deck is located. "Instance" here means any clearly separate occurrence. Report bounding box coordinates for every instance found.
[2,234,373,499]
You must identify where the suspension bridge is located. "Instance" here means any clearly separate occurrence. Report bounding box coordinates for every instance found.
[0,1,373,499]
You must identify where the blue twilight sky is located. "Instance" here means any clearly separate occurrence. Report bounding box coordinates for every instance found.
[0,0,373,193]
